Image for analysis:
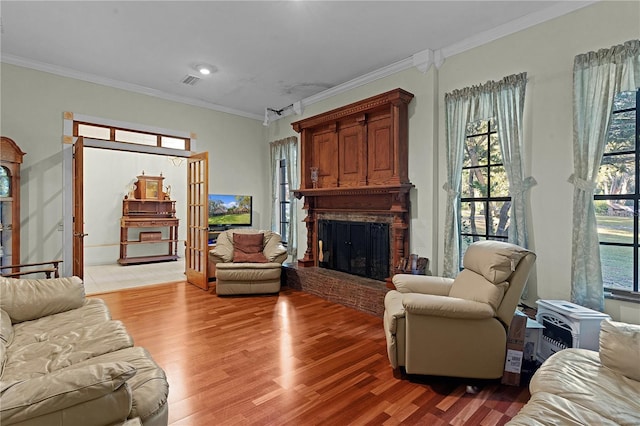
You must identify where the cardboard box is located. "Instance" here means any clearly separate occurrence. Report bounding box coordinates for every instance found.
[501,312,527,386]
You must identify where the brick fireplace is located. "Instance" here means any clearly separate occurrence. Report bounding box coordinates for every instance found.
[292,89,414,283]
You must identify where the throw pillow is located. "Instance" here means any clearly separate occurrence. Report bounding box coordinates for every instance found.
[599,318,640,381]
[233,233,268,263]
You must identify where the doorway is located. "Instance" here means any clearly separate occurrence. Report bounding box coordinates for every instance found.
[82,147,187,292]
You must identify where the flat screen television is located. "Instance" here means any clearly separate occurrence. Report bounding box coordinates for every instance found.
[208,194,252,228]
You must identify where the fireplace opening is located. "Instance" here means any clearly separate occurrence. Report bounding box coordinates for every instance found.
[318,220,389,281]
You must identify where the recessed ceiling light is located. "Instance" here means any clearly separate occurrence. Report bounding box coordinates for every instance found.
[195,63,216,76]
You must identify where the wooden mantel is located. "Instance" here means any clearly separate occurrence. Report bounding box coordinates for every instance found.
[292,88,414,279]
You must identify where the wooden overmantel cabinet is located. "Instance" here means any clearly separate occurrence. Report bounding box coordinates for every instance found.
[293,88,414,190]
[292,88,415,279]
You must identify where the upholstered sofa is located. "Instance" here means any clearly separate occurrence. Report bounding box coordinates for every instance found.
[384,240,536,379]
[508,318,640,425]
[209,229,288,295]
[0,276,169,426]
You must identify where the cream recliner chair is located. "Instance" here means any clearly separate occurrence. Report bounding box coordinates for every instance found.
[209,229,288,295]
[384,240,536,379]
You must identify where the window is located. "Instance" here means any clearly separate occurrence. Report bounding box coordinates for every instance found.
[595,89,639,294]
[459,118,511,266]
[278,159,290,245]
[75,123,190,151]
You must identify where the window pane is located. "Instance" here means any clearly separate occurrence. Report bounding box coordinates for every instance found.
[488,201,511,237]
[605,110,635,153]
[601,245,633,291]
[612,91,636,111]
[283,184,290,201]
[461,201,486,236]
[161,136,186,150]
[489,133,502,164]
[466,120,488,136]
[115,130,157,146]
[490,166,509,197]
[464,135,488,167]
[597,206,634,244]
[461,168,488,198]
[597,154,635,195]
[78,124,110,140]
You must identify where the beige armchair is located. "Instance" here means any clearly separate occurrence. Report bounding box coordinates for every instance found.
[383,240,536,379]
[209,229,288,295]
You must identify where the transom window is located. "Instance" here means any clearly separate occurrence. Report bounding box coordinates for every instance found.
[75,122,190,151]
[595,89,639,295]
[459,118,511,266]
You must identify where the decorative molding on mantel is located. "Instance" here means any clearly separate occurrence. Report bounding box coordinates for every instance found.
[292,89,414,132]
[293,184,414,200]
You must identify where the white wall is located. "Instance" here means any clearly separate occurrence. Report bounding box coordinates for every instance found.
[266,1,640,324]
[84,149,187,265]
[0,63,268,271]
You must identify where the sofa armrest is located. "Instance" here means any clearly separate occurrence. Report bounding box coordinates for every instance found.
[0,362,136,425]
[402,293,495,319]
[392,274,453,296]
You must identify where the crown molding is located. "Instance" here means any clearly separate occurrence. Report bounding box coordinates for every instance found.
[1,53,263,121]
[297,1,598,113]
[1,0,598,125]
[440,1,598,58]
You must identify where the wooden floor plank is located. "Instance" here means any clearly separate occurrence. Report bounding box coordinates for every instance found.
[93,282,529,425]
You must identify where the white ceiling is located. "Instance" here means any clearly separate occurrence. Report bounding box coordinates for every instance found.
[1,1,595,121]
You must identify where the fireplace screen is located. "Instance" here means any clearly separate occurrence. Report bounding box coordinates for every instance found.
[318,220,389,281]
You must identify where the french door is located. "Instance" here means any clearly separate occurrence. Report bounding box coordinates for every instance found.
[185,152,209,290]
[72,137,85,278]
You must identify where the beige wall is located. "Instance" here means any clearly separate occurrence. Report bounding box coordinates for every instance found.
[0,63,267,269]
[266,1,640,323]
[2,1,638,323]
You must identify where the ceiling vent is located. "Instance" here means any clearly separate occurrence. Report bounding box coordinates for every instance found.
[181,74,201,86]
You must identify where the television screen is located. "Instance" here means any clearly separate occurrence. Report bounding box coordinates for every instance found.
[208,194,252,227]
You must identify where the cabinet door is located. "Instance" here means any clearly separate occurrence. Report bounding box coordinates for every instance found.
[367,116,394,185]
[312,131,338,188]
[338,124,363,188]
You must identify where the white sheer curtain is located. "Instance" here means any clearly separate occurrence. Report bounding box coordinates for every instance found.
[270,136,298,256]
[443,73,533,278]
[494,74,536,247]
[569,40,640,311]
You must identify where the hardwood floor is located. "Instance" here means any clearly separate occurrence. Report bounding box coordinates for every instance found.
[93,282,530,425]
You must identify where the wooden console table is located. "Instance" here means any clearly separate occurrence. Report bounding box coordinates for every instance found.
[118,199,179,265]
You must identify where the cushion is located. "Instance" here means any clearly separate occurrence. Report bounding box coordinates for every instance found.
[463,240,530,284]
[449,269,508,311]
[233,233,268,263]
[0,276,85,323]
[0,361,136,424]
[0,309,13,346]
[599,318,640,381]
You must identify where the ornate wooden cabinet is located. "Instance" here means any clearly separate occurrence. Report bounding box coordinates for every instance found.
[0,137,25,272]
[292,89,414,281]
[118,199,179,265]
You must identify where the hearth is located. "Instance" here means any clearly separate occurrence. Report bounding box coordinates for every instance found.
[318,219,389,281]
